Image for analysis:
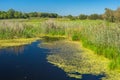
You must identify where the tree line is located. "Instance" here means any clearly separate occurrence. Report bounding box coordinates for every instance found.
[0,8,120,22]
[66,7,120,22]
[66,14,103,20]
[0,9,58,19]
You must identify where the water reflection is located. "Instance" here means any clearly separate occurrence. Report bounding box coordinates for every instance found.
[42,36,65,42]
[69,72,105,80]
[0,41,105,80]
[0,41,76,80]
[0,46,25,55]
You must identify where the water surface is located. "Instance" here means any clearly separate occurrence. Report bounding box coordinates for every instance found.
[0,40,104,80]
[0,41,76,80]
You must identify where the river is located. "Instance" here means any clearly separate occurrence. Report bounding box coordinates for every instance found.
[0,40,104,80]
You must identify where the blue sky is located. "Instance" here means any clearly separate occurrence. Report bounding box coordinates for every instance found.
[0,0,120,15]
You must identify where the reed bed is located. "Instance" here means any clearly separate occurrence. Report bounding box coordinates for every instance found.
[0,19,120,69]
[0,21,41,39]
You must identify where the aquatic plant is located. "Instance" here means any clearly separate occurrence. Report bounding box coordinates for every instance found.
[40,40,120,80]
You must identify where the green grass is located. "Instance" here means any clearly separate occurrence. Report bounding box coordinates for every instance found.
[78,24,120,69]
[0,20,42,39]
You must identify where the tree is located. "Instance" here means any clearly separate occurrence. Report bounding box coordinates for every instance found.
[66,15,76,20]
[114,7,120,22]
[7,9,15,18]
[22,13,29,19]
[79,14,88,20]
[49,13,58,18]
[14,11,23,18]
[88,14,101,20]
[103,8,115,22]
[0,9,60,19]
[0,11,8,19]
[40,13,49,18]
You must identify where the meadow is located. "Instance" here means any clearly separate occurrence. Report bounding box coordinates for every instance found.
[0,18,120,80]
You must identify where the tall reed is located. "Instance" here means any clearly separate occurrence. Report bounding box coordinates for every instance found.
[0,21,41,39]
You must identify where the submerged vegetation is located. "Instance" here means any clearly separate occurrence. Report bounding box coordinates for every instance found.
[40,40,120,80]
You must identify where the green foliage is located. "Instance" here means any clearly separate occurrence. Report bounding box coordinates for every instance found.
[88,14,102,20]
[109,57,120,70]
[1,7,120,22]
[0,9,59,19]
[7,9,15,18]
[66,15,76,20]
[79,14,88,20]
[79,23,120,69]
[72,33,80,41]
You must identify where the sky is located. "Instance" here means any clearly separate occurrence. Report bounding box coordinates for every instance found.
[0,0,120,16]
